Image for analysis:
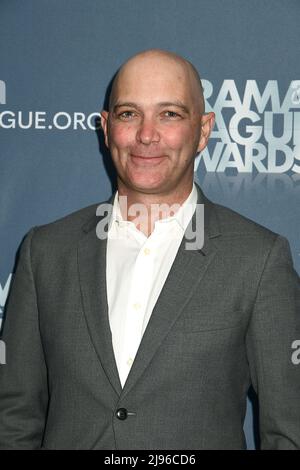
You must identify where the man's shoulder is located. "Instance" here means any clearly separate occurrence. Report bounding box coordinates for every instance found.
[213,201,275,237]
[30,200,108,247]
[196,182,279,245]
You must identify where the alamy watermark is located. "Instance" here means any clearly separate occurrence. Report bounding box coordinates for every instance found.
[291,340,300,365]
[96,201,204,251]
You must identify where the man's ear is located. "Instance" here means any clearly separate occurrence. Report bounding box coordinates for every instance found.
[197,112,215,153]
[100,110,109,148]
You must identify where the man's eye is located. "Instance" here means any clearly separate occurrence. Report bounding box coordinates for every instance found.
[118,111,135,119]
[163,111,181,118]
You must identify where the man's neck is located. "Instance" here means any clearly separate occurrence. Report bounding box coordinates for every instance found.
[117,183,194,237]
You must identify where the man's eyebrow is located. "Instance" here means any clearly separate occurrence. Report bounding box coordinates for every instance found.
[113,101,190,114]
[157,101,190,114]
[113,102,139,111]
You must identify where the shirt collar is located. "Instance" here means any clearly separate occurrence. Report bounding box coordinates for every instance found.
[110,183,198,233]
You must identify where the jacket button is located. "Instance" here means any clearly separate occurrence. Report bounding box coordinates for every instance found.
[116,408,128,420]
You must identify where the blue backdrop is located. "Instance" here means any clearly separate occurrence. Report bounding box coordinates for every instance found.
[1,0,299,449]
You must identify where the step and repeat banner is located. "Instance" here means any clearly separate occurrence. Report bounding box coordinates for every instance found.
[0,0,299,449]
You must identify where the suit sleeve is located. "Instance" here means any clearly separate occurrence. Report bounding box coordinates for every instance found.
[0,228,48,449]
[246,235,300,449]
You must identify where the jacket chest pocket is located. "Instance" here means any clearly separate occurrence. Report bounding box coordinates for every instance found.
[171,309,245,333]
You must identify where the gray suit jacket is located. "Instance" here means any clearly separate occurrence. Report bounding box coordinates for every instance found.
[0,184,299,450]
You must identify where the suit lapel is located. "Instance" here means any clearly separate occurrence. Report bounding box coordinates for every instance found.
[77,199,123,397]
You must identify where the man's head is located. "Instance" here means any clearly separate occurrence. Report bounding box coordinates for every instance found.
[101,49,214,197]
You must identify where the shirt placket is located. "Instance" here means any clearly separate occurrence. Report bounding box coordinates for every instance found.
[119,235,154,386]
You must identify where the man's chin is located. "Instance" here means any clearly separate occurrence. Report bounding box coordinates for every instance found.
[124,177,169,194]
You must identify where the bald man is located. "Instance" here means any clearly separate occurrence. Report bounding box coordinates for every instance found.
[0,49,299,450]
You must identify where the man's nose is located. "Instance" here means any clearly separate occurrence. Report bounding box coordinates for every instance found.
[136,118,160,145]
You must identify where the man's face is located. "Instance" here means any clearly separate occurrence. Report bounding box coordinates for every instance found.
[101,55,213,196]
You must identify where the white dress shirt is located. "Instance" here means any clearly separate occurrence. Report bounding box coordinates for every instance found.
[106,184,198,387]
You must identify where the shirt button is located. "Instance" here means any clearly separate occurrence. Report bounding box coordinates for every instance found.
[116,408,128,420]
[133,303,141,310]
[144,248,151,255]
[127,358,133,366]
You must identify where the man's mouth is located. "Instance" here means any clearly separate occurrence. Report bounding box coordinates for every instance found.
[130,154,167,165]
